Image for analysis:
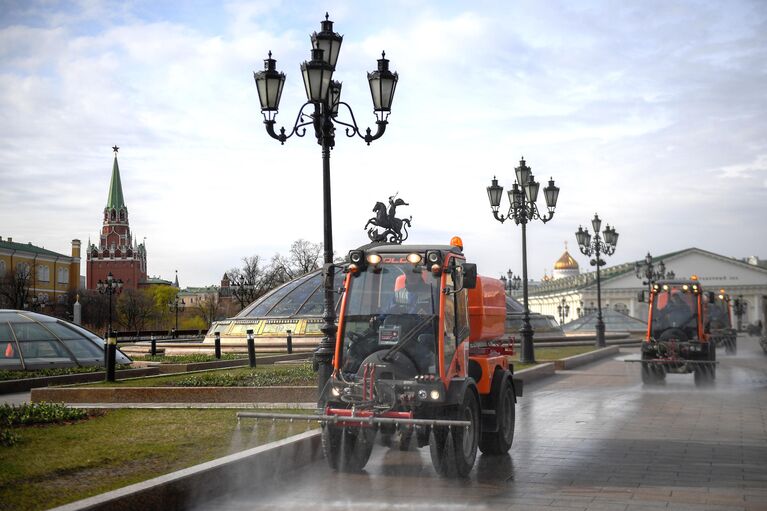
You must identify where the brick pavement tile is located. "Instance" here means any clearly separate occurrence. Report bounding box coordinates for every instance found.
[625,504,669,511]
[668,490,710,504]
[584,503,629,511]
[509,505,564,511]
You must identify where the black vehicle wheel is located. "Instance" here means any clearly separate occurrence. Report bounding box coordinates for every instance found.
[322,424,375,472]
[429,390,480,478]
[479,378,515,455]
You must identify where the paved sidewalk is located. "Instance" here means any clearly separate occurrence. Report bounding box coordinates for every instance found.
[196,337,767,511]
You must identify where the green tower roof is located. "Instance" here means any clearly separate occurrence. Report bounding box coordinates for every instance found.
[106,154,126,210]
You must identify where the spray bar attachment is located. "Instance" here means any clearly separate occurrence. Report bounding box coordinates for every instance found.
[236,411,471,428]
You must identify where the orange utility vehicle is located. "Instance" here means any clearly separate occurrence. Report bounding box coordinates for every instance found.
[640,276,717,385]
[708,289,737,354]
[240,239,522,477]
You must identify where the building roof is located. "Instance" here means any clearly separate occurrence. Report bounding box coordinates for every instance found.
[142,277,172,286]
[107,154,126,210]
[0,239,70,259]
[526,246,767,297]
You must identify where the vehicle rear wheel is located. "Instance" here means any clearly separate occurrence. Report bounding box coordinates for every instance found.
[322,424,375,472]
[479,378,515,455]
[430,390,480,478]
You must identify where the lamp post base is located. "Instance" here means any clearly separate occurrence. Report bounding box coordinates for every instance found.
[519,323,535,364]
[313,335,335,399]
[595,320,606,348]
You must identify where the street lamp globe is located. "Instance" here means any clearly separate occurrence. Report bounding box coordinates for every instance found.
[514,158,531,188]
[253,52,286,117]
[486,176,503,211]
[524,174,540,203]
[368,52,398,118]
[311,13,343,69]
[543,177,560,211]
[301,48,334,103]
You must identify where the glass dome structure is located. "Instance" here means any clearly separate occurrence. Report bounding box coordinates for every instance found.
[206,270,344,345]
[0,310,132,371]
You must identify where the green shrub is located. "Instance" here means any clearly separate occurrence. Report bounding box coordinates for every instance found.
[0,428,18,447]
[0,402,87,427]
[170,363,314,387]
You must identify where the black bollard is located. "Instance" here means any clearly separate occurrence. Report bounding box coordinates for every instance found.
[246,329,256,368]
[150,335,157,356]
[286,329,293,354]
[106,331,117,382]
[214,331,221,360]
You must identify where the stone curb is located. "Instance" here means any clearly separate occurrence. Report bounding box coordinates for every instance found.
[48,429,322,511]
[513,362,556,382]
[553,345,620,370]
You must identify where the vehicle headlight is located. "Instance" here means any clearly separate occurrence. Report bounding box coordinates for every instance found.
[430,390,440,400]
[331,387,341,397]
[417,389,427,400]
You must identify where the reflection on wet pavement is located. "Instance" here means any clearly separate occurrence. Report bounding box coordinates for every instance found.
[194,336,767,510]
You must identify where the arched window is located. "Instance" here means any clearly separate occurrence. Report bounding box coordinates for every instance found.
[110,209,116,221]
[58,267,69,284]
[119,210,125,221]
[37,265,50,282]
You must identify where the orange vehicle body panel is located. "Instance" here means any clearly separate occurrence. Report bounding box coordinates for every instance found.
[470,354,509,395]
[467,275,506,342]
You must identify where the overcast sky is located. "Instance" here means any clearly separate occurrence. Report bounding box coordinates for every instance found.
[1,0,765,287]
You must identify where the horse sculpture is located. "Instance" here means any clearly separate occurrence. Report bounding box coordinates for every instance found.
[364,195,412,244]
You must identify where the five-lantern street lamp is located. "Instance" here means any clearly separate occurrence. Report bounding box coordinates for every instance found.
[557,298,570,326]
[170,296,185,338]
[254,13,398,392]
[97,272,123,382]
[487,158,560,363]
[634,252,675,293]
[575,214,619,348]
[499,269,521,296]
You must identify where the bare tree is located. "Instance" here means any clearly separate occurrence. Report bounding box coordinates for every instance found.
[226,255,282,309]
[77,290,110,332]
[272,239,323,282]
[117,289,156,332]
[196,293,220,328]
[0,265,32,309]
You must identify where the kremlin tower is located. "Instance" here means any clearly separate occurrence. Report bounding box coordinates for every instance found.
[86,147,148,290]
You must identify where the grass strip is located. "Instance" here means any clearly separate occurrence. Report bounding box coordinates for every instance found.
[0,365,131,382]
[0,408,314,511]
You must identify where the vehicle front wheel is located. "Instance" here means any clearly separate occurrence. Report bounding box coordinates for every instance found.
[430,390,480,478]
[322,424,374,472]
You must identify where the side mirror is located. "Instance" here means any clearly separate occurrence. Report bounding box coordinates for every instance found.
[637,290,645,303]
[462,263,478,289]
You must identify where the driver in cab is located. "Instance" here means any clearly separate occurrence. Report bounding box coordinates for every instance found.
[390,270,432,315]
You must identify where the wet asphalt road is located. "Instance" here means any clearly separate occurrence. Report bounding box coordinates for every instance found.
[194,336,767,511]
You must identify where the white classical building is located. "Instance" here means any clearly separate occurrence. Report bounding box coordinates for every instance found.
[521,247,767,328]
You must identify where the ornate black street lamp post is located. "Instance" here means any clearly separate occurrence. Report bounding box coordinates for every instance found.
[170,296,185,338]
[575,214,618,347]
[97,272,123,381]
[487,158,560,363]
[254,14,398,393]
[634,252,674,293]
[499,269,521,296]
[557,298,570,325]
[733,295,747,331]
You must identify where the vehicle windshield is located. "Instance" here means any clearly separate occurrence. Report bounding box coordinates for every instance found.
[651,286,698,340]
[708,299,731,329]
[339,262,441,377]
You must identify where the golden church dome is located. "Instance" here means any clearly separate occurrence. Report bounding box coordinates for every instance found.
[554,248,579,270]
